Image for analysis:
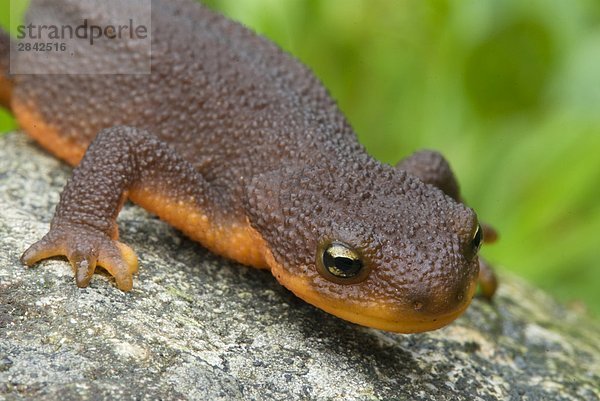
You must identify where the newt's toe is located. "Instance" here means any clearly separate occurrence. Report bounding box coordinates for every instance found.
[98,244,137,291]
[73,257,98,288]
[21,236,62,266]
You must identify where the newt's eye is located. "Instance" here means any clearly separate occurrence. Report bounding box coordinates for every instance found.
[471,224,483,255]
[317,242,369,284]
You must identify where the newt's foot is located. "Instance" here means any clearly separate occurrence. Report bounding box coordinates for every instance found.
[477,257,498,300]
[476,223,499,299]
[482,224,498,244]
[21,224,138,291]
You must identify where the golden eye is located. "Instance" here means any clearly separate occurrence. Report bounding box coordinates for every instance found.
[471,224,483,255]
[317,241,369,284]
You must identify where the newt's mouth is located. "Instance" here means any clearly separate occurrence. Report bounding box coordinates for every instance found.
[267,259,477,333]
[285,278,477,333]
[301,284,476,333]
[262,242,478,333]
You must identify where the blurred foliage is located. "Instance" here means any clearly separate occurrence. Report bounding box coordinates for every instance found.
[0,1,599,314]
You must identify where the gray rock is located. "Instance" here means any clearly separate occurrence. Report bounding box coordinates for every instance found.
[0,132,599,401]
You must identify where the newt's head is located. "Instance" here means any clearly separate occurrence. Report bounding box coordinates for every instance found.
[245,161,481,333]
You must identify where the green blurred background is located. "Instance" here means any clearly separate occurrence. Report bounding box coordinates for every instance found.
[1,1,599,314]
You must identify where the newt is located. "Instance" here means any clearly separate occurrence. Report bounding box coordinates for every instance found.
[0,0,497,333]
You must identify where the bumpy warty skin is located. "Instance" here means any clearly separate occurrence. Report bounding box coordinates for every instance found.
[395,150,462,201]
[14,0,364,193]
[12,0,482,329]
[244,161,480,318]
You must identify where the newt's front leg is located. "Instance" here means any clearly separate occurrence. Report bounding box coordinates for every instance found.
[22,126,219,290]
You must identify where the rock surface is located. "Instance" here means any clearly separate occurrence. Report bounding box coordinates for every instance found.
[0,132,599,401]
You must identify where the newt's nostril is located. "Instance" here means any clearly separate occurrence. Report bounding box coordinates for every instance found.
[413,300,424,311]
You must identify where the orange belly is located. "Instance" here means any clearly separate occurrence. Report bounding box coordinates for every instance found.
[13,99,86,166]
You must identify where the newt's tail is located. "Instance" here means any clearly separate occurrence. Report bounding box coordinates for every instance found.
[0,29,13,110]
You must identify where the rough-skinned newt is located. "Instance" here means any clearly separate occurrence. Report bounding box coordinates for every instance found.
[0,0,497,333]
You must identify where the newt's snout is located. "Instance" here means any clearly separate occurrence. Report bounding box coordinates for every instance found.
[404,258,480,322]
